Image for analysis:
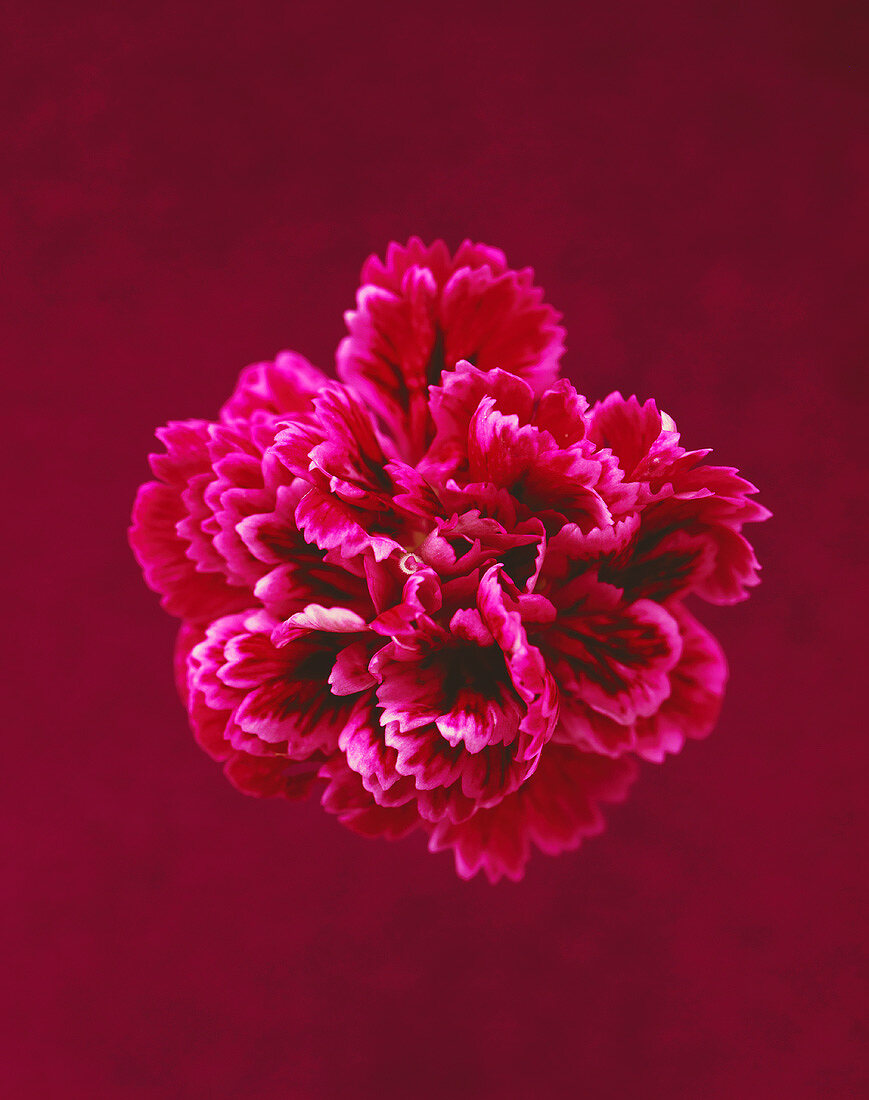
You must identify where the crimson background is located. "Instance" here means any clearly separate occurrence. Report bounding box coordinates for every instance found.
[5,1,867,1097]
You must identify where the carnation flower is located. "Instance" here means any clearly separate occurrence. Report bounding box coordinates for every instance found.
[131,238,768,882]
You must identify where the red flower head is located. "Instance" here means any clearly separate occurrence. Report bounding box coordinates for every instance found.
[131,239,768,882]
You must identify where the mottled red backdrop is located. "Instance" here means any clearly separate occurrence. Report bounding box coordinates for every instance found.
[5,1,867,1096]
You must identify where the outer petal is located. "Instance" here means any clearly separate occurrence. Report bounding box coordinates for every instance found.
[336,270,438,458]
[428,745,637,883]
[586,391,769,603]
[224,753,328,801]
[189,610,359,760]
[632,605,728,761]
[130,480,250,622]
[175,622,327,801]
[554,605,728,762]
[219,351,328,422]
[337,239,564,460]
[586,391,682,480]
[543,576,682,725]
[129,420,254,622]
[359,237,508,292]
[319,755,423,840]
[438,264,564,393]
[616,495,765,605]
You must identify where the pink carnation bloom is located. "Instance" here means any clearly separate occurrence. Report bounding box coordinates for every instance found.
[131,239,768,882]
